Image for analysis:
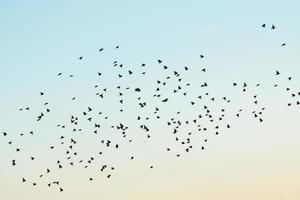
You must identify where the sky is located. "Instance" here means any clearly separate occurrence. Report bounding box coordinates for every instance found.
[0,0,300,199]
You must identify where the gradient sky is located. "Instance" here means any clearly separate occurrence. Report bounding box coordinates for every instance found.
[1,1,300,200]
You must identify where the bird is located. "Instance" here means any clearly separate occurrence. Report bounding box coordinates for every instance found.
[162,98,168,102]
[262,23,266,28]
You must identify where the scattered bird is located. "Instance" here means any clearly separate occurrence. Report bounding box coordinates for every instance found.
[271,25,276,29]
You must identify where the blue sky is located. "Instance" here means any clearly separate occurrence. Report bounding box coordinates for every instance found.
[1,1,300,199]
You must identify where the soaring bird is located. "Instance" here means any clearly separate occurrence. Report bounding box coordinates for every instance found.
[271,25,276,29]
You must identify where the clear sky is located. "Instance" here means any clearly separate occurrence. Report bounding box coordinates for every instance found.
[1,1,300,199]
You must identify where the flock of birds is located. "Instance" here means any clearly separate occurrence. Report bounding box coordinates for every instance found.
[1,23,299,192]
